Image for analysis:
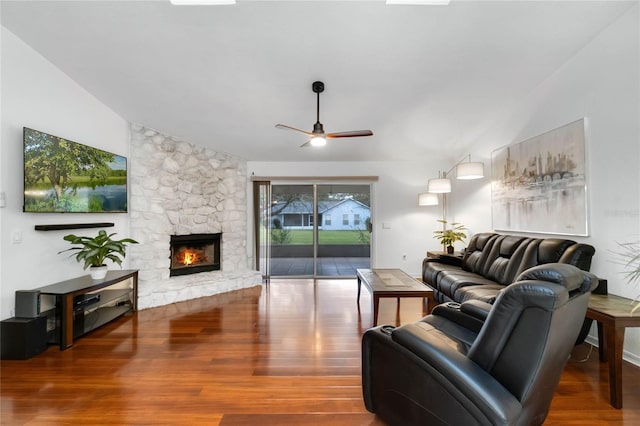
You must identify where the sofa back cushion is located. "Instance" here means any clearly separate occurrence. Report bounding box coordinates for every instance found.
[483,236,530,285]
[461,234,596,286]
[468,264,597,411]
[462,233,498,273]
[538,239,578,264]
[514,238,596,278]
[558,242,596,271]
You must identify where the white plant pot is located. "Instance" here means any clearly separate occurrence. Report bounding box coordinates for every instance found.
[90,265,108,280]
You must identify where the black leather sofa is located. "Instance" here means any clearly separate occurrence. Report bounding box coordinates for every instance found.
[362,264,599,425]
[422,232,595,305]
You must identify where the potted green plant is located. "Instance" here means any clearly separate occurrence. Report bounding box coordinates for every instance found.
[433,220,467,254]
[59,230,138,279]
[614,241,640,312]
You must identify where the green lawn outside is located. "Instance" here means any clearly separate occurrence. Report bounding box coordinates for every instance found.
[272,229,368,245]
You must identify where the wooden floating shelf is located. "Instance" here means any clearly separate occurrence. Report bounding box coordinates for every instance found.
[34,223,115,231]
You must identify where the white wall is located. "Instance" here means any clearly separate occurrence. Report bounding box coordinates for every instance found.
[247,159,461,276]
[0,27,130,319]
[452,6,640,361]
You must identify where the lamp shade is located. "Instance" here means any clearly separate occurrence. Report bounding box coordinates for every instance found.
[418,193,439,206]
[427,178,451,193]
[456,162,484,180]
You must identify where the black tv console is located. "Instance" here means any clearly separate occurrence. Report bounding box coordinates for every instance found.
[35,270,138,350]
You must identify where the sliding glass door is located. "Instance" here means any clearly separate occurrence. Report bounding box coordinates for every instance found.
[269,184,315,276]
[316,184,371,276]
[255,181,371,279]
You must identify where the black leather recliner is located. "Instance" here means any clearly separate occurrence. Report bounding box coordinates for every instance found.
[362,263,598,426]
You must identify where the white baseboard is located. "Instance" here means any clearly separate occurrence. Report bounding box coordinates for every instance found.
[584,336,640,368]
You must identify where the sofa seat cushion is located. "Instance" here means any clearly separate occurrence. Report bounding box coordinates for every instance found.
[455,285,505,304]
[437,271,497,298]
[422,261,461,285]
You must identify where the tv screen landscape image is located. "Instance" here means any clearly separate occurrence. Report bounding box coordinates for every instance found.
[23,127,128,213]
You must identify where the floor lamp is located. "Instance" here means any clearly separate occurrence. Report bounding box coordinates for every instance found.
[424,154,484,250]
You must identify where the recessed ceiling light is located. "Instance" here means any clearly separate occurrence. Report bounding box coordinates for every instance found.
[170,0,236,5]
[386,0,451,5]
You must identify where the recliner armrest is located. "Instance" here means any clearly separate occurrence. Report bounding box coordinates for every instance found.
[431,301,486,334]
[460,299,492,321]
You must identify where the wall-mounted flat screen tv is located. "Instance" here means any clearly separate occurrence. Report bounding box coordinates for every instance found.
[23,127,128,213]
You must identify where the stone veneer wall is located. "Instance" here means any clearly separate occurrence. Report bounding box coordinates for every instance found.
[129,124,261,310]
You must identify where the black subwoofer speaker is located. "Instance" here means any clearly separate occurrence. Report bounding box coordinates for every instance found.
[15,290,40,318]
[1,316,48,360]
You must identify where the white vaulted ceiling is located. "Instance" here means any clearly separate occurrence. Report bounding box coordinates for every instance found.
[1,0,635,161]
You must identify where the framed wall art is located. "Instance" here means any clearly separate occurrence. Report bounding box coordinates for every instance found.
[491,118,588,236]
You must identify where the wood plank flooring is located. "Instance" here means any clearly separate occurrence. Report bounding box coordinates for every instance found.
[1,279,639,425]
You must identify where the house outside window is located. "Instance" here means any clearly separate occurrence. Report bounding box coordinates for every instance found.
[325,215,332,226]
[354,214,361,226]
[343,214,349,225]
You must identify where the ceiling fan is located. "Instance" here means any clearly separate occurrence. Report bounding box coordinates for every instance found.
[275,81,373,147]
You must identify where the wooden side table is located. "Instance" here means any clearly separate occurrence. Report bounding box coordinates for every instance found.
[586,293,640,409]
[426,250,464,259]
[426,251,464,266]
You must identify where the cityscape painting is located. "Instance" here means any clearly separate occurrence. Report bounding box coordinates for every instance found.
[491,119,588,236]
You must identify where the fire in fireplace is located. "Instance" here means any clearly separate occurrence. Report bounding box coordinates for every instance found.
[169,233,221,277]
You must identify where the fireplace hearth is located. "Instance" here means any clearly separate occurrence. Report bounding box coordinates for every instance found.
[170,233,221,277]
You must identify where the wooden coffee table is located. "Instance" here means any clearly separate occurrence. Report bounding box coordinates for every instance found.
[357,268,434,326]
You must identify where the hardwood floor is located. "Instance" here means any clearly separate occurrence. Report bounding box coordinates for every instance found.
[1,279,639,425]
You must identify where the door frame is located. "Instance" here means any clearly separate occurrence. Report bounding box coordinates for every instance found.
[251,176,378,279]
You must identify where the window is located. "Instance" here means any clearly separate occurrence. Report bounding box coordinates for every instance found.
[284,214,303,227]
[354,214,361,226]
[343,214,349,225]
[325,215,332,226]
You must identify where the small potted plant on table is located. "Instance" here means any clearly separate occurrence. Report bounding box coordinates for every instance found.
[433,220,467,254]
[59,230,138,280]
[614,241,640,312]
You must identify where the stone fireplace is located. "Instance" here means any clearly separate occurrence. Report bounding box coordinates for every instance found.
[129,124,262,310]
[170,233,222,276]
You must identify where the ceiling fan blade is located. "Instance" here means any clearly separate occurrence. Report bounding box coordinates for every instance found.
[275,124,314,137]
[278,82,373,146]
[326,130,374,138]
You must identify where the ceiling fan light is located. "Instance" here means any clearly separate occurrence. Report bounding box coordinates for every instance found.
[427,178,451,193]
[310,136,327,147]
[456,162,484,180]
